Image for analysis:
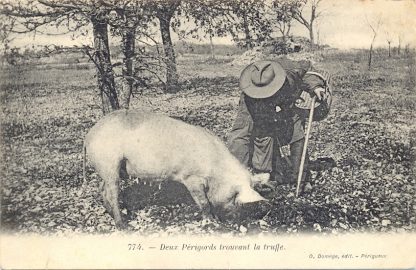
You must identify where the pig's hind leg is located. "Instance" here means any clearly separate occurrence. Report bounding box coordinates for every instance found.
[181,175,212,218]
[97,160,125,229]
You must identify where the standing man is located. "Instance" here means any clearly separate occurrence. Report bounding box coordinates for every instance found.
[228,59,327,187]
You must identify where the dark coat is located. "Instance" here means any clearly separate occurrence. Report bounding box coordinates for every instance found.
[227,59,325,172]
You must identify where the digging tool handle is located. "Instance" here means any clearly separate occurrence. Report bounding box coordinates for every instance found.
[296,96,316,197]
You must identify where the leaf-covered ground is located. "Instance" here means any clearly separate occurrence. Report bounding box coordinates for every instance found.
[1,51,415,235]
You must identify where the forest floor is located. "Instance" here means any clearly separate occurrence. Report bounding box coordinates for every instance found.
[1,50,415,235]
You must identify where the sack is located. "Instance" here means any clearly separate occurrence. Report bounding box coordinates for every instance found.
[295,71,333,121]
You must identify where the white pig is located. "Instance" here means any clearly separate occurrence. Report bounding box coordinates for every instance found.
[83,110,266,228]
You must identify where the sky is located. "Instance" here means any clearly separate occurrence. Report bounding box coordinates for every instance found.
[314,0,416,49]
[9,0,416,50]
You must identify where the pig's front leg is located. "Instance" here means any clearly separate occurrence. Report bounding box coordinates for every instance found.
[181,175,212,218]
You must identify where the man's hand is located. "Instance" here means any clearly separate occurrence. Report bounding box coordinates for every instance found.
[313,87,326,100]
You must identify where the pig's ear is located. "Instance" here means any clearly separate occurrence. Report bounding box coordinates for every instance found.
[235,188,267,205]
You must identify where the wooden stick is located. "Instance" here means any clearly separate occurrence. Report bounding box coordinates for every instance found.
[296,96,316,197]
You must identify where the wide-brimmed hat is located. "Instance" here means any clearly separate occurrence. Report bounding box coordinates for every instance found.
[239,60,286,99]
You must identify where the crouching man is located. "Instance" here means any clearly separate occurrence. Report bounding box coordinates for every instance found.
[228,59,328,188]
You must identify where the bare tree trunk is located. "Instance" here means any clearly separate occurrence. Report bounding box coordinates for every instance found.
[242,15,252,49]
[388,42,391,58]
[316,29,320,47]
[367,17,380,70]
[159,15,179,93]
[280,28,286,42]
[398,36,401,55]
[278,21,291,42]
[119,27,135,109]
[292,0,322,48]
[309,26,315,47]
[368,42,374,69]
[92,17,119,114]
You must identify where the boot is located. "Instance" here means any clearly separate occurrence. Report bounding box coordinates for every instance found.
[271,149,291,185]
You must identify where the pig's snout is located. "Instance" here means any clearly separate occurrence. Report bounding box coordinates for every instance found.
[210,192,270,222]
[240,200,272,220]
[211,205,241,222]
[212,200,271,222]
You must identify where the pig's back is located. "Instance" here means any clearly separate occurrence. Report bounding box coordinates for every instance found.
[130,112,226,163]
[95,110,227,178]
